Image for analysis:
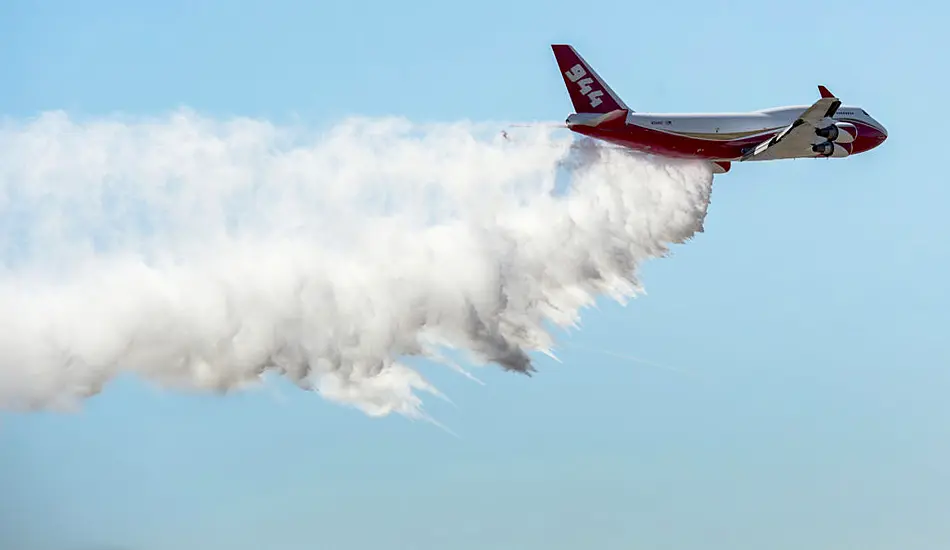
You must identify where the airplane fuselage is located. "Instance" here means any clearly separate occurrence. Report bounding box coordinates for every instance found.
[567,105,888,166]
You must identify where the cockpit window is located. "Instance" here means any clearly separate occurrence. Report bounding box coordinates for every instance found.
[860,109,868,115]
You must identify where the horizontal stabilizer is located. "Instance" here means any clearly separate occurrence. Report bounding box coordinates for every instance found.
[567,109,629,129]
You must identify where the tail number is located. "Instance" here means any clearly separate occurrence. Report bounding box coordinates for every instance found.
[564,64,604,108]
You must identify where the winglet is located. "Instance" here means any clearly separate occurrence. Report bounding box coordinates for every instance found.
[818,85,835,99]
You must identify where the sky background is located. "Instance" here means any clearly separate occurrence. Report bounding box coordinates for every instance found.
[2,0,949,549]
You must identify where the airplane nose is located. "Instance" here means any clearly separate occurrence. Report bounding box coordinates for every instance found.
[867,122,887,145]
[851,122,887,153]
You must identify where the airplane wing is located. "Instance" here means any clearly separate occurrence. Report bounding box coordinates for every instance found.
[741,86,842,161]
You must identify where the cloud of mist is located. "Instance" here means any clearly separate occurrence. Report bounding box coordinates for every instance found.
[0,110,713,419]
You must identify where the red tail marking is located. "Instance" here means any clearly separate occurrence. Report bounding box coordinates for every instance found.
[551,44,624,114]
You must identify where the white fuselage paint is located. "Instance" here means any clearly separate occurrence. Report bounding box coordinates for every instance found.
[626,105,885,139]
[569,105,884,138]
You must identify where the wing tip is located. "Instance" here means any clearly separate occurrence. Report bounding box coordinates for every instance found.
[818,85,836,99]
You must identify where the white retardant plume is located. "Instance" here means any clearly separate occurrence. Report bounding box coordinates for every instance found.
[0,110,713,419]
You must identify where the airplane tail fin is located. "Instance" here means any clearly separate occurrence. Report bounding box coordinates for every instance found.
[551,44,630,114]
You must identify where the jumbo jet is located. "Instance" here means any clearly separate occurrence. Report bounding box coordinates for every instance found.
[548,44,888,174]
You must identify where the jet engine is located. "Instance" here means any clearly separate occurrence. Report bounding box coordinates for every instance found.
[815,122,857,144]
[812,141,851,157]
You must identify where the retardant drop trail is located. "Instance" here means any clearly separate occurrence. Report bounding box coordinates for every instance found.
[0,112,713,419]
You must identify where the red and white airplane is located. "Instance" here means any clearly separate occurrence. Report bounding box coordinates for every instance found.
[549,44,888,174]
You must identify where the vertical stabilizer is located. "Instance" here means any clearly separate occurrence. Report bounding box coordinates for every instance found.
[551,44,630,114]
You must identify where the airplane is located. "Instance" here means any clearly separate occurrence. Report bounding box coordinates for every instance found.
[544,44,888,174]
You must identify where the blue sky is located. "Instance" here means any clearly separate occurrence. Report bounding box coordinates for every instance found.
[2,1,949,549]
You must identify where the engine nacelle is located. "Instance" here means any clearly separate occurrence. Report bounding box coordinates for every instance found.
[816,122,857,144]
[812,141,851,158]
